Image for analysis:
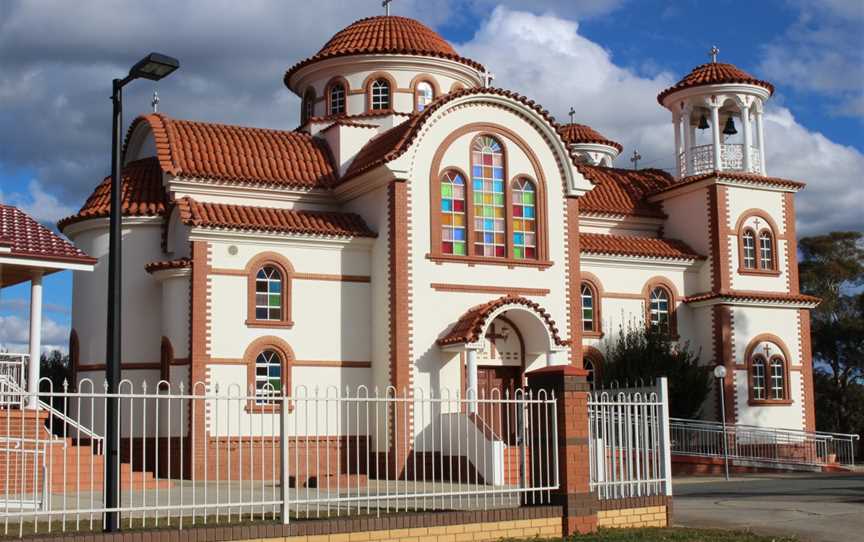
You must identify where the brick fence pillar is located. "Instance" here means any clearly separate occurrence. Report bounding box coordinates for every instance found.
[526,364,598,535]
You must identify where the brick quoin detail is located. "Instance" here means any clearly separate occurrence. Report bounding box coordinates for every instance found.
[566,197,583,367]
[526,365,598,535]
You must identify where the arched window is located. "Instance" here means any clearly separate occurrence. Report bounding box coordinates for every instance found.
[759,230,774,270]
[769,356,786,400]
[742,229,756,269]
[254,349,283,404]
[328,82,346,115]
[751,355,767,400]
[255,266,283,320]
[370,79,390,110]
[581,283,596,333]
[440,170,467,255]
[584,359,596,384]
[415,80,434,111]
[648,287,671,334]
[471,135,506,258]
[511,177,537,260]
[302,88,316,124]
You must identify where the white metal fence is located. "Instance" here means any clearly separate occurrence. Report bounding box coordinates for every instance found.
[588,378,672,500]
[670,418,859,468]
[0,379,558,536]
[0,354,27,407]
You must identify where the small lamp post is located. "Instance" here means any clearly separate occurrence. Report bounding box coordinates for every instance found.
[105,52,179,532]
[713,365,730,480]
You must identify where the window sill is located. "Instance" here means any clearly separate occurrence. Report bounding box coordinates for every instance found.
[245,320,294,329]
[738,268,781,277]
[582,331,604,339]
[748,399,793,406]
[426,253,553,269]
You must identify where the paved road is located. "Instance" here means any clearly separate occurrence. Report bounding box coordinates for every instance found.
[672,473,864,542]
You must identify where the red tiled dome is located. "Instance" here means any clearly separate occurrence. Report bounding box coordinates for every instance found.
[657,62,774,104]
[284,16,484,88]
[559,123,622,152]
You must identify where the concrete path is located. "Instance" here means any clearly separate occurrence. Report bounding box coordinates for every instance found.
[672,473,864,542]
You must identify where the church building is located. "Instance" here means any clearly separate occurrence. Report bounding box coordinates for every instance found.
[59,15,818,438]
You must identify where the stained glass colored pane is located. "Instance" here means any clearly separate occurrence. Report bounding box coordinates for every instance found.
[470,136,505,257]
[511,177,537,259]
[255,266,283,321]
[581,283,595,332]
[416,81,434,112]
[440,170,467,256]
[255,350,283,404]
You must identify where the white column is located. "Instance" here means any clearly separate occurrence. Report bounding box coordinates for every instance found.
[683,111,693,176]
[755,106,767,174]
[27,271,43,410]
[710,104,722,171]
[741,105,752,172]
[672,112,682,178]
[466,349,478,413]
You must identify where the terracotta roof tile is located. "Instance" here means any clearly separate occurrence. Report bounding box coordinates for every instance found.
[580,233,705,261]
[145,257,192,274]
[650,171,805,196]
[284,16,484,87]
[577,166,675,218]
[437,295,566,346]
[175,198,376,238]
[559,123,622,152]
[685,291,820,306]
[125,114,337,188]
[1,204,95,264]
[658,62,774,104]
[342,87,568,182]
[58,157,167,230]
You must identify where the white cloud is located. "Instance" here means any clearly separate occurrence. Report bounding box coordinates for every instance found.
[1,179,77,225]
[0,314,69,354]
[457,6,864,234]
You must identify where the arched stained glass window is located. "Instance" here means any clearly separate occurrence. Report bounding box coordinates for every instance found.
[511,177,537,259]
[648,287,670,334]
[769,357,785,399]
[255,266,283,320]
[255,350,282,404]
[751,355,766,400]
[440,170,467,255]
[329,82,346,115]
[371,79,390,110]
[416,81,434,111]
[581,283,595,332]
[759,231,774,270]
[471,136,506,258]
[742,229,756,269]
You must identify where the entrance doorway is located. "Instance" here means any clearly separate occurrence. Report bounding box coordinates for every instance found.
[477,365,521,444]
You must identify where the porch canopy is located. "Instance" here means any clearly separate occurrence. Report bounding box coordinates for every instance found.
[438,294,569,410]
[0,204,95,407]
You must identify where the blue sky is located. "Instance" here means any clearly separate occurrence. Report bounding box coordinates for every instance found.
[1,0,862,352]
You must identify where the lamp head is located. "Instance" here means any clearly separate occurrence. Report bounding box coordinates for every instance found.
[129,53,180,81]
[713,365,727,379]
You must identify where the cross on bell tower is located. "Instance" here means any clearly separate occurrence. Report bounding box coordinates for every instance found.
[151,89,160,113]
[630,148,642,170]
[382,0,392,16]
[568,106,575,124]
[709,45,719,64]
[481,70,495,88]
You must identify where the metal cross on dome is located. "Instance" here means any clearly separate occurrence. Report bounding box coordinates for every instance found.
[709,45,719,64]
[630,148,642,170]
[151,89,159,113]
[382,0,392,16]
[568,106,576,124]
[482,70,495,88]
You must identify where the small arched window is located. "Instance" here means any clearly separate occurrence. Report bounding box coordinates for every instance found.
[769,356,786,400]
[328,82,346,115]
[370,79,390,110]
[416,81,434,111]
[302,88,316,124]
[584,358,596,384]
[255,349,283,404]
[759,230,774,270]
[751,355,767,400]
[440,170,467,255]
[471,136,506,258]
[648,287,671,334]
[511,177,537,260]
[255,266,283,320]
[581,283,596,333]
[742,229,756,269]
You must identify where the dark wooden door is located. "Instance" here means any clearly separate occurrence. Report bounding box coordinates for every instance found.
[477,366,521,444]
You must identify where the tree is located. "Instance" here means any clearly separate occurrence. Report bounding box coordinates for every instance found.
[598,323,712,418]
[799,231,864,440]
[39,349,71,412]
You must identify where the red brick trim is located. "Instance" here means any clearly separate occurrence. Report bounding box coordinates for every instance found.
[798,309,816,430]
[430,283,550,296]
[708,185,731,292]
[244,251,295,329]
[567,198,582,365]
[189,240,211,479]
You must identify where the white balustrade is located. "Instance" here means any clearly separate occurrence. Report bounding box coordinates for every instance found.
[679,144,763,176]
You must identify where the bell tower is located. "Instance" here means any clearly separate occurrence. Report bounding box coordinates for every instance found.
[658,47,775,179]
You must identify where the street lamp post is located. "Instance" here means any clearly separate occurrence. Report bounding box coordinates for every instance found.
[105,52,179,532]
[713,365,730,481]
